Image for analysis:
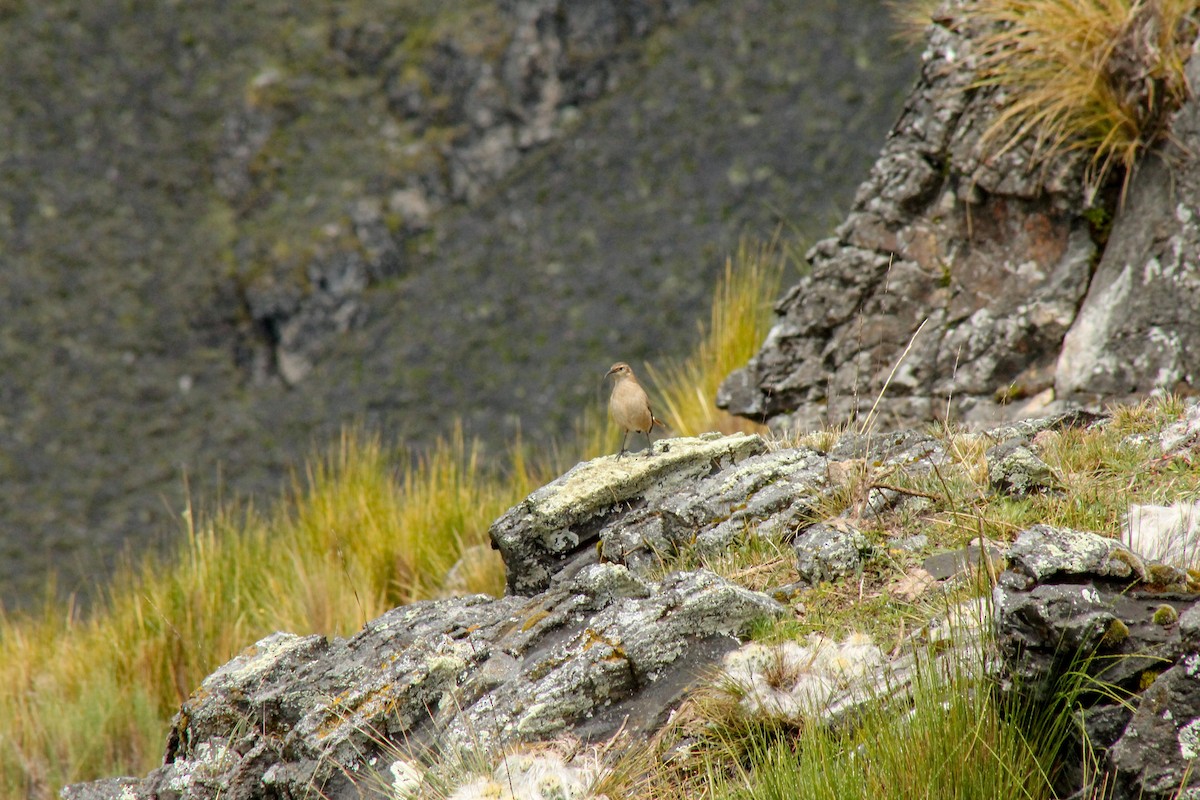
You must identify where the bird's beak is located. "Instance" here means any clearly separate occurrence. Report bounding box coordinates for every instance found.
[605,367,617,378]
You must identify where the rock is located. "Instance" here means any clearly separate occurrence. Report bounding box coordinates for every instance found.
[1108,663,1200,798]
[793,520,872,584]
[69,567,784,800]
[1124,502,1200,566]
[59,778,143,800]
[1055,52,1200,403]
[721,6,1200,433]
[1006,525,1146,584]
[1159,400,1200,454]
[921,540,1003,581]
[986,439,1060,497]
[994,522,1200,799]
[491,434,845,596]
[719,5,1097,432]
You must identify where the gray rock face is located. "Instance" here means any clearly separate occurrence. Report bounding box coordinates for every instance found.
[994,525,1200,799]
[1055,53,1200,402]
[70,568,783,800]
[720,5,1200,433]
[490,434,841,595]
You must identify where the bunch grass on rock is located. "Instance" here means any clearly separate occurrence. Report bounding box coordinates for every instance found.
[968,0,1199,198]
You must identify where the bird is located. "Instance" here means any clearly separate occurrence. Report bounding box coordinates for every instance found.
[605,362,663,457]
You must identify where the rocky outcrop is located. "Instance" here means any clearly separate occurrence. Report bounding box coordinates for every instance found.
[60,405,1200,799]
[64,568,779,800]
[1055,49,1200,402]
[60,425,966,800]
[994,525,1200,799]
[720,5,1200,432]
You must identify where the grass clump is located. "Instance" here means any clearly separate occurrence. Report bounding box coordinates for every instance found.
[706,657,1069,800]
[965,0,1199,198]
[649,239,788,438]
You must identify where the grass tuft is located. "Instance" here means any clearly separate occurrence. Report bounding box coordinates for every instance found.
[648,239,788,437]
[965,0,1198,199]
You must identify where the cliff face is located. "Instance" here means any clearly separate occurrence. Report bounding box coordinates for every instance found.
[719,4,1200,433]
[0,0,917,608]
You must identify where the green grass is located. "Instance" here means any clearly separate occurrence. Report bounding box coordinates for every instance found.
[706,652,1072,800]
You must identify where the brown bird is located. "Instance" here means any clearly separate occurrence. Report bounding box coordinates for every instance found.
[605,362,663,457]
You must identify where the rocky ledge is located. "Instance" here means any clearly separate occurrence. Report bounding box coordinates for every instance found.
[63,408,1200,799]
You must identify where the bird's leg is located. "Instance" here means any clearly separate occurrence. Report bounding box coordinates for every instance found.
[643,430,653,456]
[618,431,628,458]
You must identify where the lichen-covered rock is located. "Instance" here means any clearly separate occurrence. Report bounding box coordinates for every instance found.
[490,433,768,595]
[986,439,1059,497]
[793,521,872,584]
[1107,661,1200,798]
[1005,525,1146,584]
[994,524,1200,799]
[1055,52,1200,403]
[72,567,784,800]
[721,7,1200,434]
[719,3,1096,431]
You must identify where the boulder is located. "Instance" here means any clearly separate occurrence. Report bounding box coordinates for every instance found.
[68,567,783,800]
[793,521,872,584]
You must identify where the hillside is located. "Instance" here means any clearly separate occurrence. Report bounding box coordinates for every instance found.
[0,0,917,608]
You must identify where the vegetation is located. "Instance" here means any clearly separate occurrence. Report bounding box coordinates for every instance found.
[892,0,1199,199]
[969,0,1198,199]
[648,238,787,438]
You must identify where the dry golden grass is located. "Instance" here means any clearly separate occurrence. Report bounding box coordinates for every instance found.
[648,239,787,438]
[967,0,1198,198]
[0,430,537,797]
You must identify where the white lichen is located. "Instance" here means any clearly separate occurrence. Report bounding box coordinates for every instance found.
[447,747,610,800]
[1179,717,1200,760]
[720,632,885,721]
[389,758,423,798]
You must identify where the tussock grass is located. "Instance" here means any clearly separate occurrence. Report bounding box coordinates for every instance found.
[649,239,787,438]
[966,0,1198,198]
